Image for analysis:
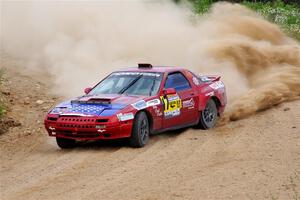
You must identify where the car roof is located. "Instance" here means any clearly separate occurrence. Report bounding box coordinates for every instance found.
[117,66,185,73]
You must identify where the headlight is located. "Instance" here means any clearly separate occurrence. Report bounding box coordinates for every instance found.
[50,107,67,114]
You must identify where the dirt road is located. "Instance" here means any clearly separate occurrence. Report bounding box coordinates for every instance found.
[0,66,299,200]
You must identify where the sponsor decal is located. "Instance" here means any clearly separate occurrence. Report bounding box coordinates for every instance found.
[209,81,224,90]
[132,99,161,110]
[160,94,182,118]
[167,94,180,101]
[113,72,161,77]
[153,105,163,117]
[146,99,161,107]
[199,76,211,82]
[165,109,180,117]
[192,76,200,85]
[95,125,106,129]
[117,112,134,121]
[205,91,214,97]
[182,98,195,109]
[131,100,147,110]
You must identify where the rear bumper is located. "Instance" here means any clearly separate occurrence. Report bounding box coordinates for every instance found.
[44,115,133,140]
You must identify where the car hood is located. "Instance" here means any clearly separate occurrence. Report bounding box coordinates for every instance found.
[53,94,145,117]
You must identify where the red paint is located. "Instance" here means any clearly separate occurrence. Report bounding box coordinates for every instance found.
[44,66,227,141]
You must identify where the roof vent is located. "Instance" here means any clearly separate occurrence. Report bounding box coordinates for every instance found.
[138,63,153,69]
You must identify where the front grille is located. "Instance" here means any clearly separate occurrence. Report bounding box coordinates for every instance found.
[60,117,96,122]
[58,117,109,123]
[58,124,94,129]
[54,117,109,132]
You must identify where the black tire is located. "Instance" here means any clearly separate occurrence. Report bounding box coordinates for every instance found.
[56,137,76,149]
[129,112,150,148]
[197,99,218,129]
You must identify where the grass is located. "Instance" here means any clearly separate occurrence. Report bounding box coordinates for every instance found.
[242,0,300,40]
[0,104,4,119]
[190,0,300,41]
[193,0,214,13]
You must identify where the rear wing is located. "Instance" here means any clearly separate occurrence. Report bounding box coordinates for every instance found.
[198,75,221,83]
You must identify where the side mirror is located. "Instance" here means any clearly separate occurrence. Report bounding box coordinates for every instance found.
[163,88,176,96]
[84,87,92,94]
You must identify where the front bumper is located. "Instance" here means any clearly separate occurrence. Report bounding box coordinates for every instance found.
[44,114,133,140]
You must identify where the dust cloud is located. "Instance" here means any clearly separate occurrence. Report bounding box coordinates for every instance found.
[1,1,299,121]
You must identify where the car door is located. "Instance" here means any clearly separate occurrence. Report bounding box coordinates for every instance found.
[162,71,198,129]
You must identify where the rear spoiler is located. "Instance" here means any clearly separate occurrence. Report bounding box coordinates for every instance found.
[198,75,221,83]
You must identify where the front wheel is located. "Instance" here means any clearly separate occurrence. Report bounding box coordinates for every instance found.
[197,99,218,129]
[56,137,76,149]
[129,112,150,148]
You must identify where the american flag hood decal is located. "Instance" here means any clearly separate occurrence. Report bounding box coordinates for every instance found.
[53,94,143,117]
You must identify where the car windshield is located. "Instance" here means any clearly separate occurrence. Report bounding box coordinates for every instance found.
[89,72,163,96]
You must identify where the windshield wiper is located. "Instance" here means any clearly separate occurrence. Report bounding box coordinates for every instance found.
[149,76,157,96]
[118,74,143,94]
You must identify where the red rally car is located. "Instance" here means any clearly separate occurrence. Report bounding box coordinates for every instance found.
[44,64,227,148]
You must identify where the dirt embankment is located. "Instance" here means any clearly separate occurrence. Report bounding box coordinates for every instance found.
[0,62,299,200]
[0,59,59,156]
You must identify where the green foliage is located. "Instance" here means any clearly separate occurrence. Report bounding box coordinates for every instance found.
[0,103,4,118]
[242,1,300,40]
[193,0,216,13]
[190,0,300,40]
[0,68,4,84]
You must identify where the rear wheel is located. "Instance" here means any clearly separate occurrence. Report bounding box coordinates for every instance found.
[197,99,218,129]
[129,112,150,148]
[56,137,76,149]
